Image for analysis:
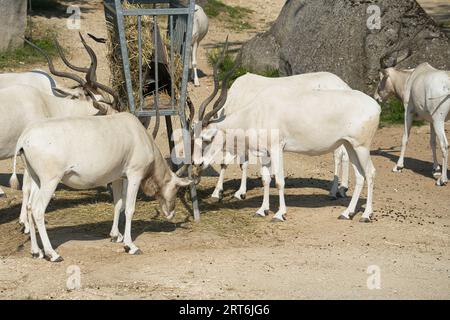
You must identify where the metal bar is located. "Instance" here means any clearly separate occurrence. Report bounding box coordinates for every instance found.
[135,109,178,117]
[169,14,174,108]
[124,8,190,16]
[153,16,159,114]
[114,0,135,113]
[178,0,199,221]
[138,15,143,111]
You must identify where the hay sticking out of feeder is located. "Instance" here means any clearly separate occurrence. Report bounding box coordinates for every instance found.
[106,1,184,111]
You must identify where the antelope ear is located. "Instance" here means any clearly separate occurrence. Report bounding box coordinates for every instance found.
[176,177,193,188]
[381,69,389,77]
[201,127,218,142]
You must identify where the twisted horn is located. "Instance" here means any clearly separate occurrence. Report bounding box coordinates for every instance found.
[78,32,98,84]
[79,33,120,109]
[198,36,229,121]
[54,37,89,73]
[151,102,160,139]
[23,38,86,86]
[203,51,241,126]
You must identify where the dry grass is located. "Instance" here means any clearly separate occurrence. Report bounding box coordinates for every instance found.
[106,1,183,111]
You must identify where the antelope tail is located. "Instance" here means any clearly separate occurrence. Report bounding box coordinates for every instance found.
[9,144,23,190]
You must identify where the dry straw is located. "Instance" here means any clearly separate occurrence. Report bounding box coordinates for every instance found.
[106,1,183,111]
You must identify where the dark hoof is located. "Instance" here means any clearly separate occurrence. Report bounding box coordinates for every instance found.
[436,179,448,186]
[254,213,265,218]
[52,256,64,263]
[338,215,351,220]
[393,166,404,172]
[330,195,338,200]
[359,218,371,223]
[124,246,130,253]
[218,190,224,201]
[264,209,270,215]
[240,194,246,200]
[31,252,41,259]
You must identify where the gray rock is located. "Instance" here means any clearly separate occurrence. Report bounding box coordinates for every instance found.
[241,0,450,93]
[0,0,27,52]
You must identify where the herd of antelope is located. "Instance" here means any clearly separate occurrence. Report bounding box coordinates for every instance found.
[0,5,449,262]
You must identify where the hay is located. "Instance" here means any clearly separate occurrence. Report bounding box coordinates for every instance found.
[106,1,184,111]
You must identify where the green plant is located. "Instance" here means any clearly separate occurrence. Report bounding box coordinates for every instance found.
[203,0,254,31]
[379,97,424,127]
[207,49,279,87]
[0,32,58,70]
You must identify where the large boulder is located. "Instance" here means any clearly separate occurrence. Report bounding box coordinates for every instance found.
[0,0,27,52]
[241,0,450,93]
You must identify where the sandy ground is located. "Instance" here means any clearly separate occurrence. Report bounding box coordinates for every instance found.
[0,0,449,300]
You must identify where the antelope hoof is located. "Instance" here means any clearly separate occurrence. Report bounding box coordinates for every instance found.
[271,215,286,223]
[212,190,223,201]
[125,246,142,255]
[359,217,371,223]
[23,227,30,235]
[432,167,442,178]
[234,192,246,200]
[338,214,351,220]
[338,187,348,198]
[436,178,448,187]
[330,194,338,200]
[255,209,269,218]
[51,256,64,263]
[31,250,44,259]
[392,165,403,173]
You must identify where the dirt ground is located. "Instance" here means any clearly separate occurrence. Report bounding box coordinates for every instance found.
[0,0,449,300]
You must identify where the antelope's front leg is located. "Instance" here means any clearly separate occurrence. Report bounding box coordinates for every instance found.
[122,177,142,255]
[271,150,287,222]
[255,160,271,217]
[234,161,248,200]
[110,179,125,243]
[393,108,413,172]
[212,164,227,201]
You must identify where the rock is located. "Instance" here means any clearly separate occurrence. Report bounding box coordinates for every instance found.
[241,0,450,94]
[0,0,27,52]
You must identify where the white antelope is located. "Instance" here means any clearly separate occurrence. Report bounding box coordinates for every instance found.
[203,71,352,202]
[192,51,380,222]
[12,113,191,262]
[191,4,209,87]
[2,34,119,231]
[375,62,450,186]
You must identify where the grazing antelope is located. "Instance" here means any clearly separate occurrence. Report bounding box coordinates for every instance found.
[191,4,209,87]
[191,47,380,222]
[375,61,450,186]
[2,33,119,232]
[12,112,191,262]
